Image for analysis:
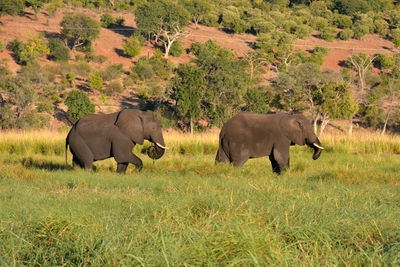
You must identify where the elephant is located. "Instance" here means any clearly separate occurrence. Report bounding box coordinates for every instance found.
[215,112,324,174]
[65,109,167,173]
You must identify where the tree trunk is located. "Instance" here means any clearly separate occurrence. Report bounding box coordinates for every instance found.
[381,114,389,135]
[190,117,193,136]
[349,120,353,135]
[319,113,329,135]
[164,41,173,58]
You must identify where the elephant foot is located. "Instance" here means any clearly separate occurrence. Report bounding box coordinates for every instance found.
[117,163,128,173]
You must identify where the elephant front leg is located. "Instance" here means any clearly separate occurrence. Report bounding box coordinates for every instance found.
[269,145,289,174]
[117,163,128,173]
[115,154,143,173]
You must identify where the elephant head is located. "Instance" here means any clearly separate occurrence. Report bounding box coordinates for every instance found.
[115,109,166,159]
[279,114,323,160]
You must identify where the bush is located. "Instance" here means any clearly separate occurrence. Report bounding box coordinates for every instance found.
[6,38,24,54]
[115,16,125,26]
[100,13,114,28]
[352,22,370,40]
[48,38,70,62]
[64,90,95,122]
[104,80,123,95]
[37,101,53,113]
[88,72,103,90]
[338,29,354,40]
[320,27,336,41]
[0,42,4,52]
[100,64,124,81]
[169,41,184,57]
[374,19,389,37]
[123,36,143,57]
[331,13,352,29]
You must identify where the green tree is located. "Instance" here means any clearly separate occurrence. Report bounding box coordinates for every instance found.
[134,0,190,58]
[221,6,248,34]
[392,28,400,48]
[272,63,357,134]
[60,13,100,51]
[0,77,46,129]
[48,38,70,62]
[170,64,205,134]
[181,0,211,28]
[347,53,376,94]
[65,90,95,122]
[192,40,250,125]
[0,0,24,19]
[256,31,296,71]
[8,36,49,65]
[243,86,270,114]
[377,74,400,135]
[25,0,45,19]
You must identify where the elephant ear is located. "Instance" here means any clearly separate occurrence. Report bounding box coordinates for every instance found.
[115,109,144,145]
[279,115,305,146]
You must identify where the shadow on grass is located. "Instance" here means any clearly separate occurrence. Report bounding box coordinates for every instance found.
[21,157,72,171]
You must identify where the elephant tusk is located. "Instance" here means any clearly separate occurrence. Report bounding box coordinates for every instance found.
[313,143,324,150]
[156,142,168,150]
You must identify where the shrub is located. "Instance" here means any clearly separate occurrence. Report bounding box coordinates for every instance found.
[6,38,24,54]
[37,101,53,113]
[123,36,143,57]
[338,29,354,40]
[88,72,103,90]
[320,27,336,41]
[352,22,370,40]
[104,80,123,95]
[7,36,49,65]
[331,13,352,29]
[169,41,184,57]
[100,64,124,81]
[115,16,125,26]
[100,13,114,28]
[74,62,91,77]
[64,90,95,122]
[374,19,389,37]
[0,42,4,52]
[48,38,70,62]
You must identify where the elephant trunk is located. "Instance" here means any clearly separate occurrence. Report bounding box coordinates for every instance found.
[309,137,323,160]
[147,131,166,160]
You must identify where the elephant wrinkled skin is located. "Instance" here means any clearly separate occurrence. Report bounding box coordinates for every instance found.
[66,109,166,173]
[215,112,323,174]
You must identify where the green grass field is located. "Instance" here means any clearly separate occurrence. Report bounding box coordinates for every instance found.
[0,131,399,265]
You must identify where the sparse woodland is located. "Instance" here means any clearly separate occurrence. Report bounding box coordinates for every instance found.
[1,0,400,134]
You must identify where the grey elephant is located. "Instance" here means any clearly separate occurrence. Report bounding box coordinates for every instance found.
[66,109,167,173]
[215,112,324,174]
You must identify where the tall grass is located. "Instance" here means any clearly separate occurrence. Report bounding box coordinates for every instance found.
[0,149,399,265]
[1,129,400,157]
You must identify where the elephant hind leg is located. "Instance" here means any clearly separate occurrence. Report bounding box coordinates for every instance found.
[72,155,83,168]
[112,141,143,172]
[269,144,289,174]
[117,163,128,173]
[215,147,229,163]
[69,135,94,170]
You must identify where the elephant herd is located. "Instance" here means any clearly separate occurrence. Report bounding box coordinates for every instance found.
[66,109,324,174]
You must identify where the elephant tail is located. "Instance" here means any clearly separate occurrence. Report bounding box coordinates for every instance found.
[65,138,69,167]
[215,134,229,163]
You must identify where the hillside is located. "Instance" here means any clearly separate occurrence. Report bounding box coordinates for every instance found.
[0,7,397,131]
